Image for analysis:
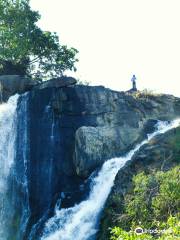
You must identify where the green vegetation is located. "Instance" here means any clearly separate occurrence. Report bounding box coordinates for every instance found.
[0,0,78,79]
[110,167,180,239]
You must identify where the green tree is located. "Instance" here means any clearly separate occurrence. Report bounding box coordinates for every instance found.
[0,0,78,79]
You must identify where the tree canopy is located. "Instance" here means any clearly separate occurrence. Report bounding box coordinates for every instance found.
[0,0,78,79]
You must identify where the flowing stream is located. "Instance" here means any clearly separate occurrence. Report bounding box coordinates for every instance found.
[0,95,19,239]
[41,119,180,240]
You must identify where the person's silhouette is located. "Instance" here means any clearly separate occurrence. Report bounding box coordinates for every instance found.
[131,74,137,91]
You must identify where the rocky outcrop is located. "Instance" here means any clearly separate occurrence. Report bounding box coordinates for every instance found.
[0,75,38,102]
[0,75,77,102]
[97,127,180,240]
[5,81,180,238]
[27,85,180,180]
[34,76,77,90]
[72,90,180,177]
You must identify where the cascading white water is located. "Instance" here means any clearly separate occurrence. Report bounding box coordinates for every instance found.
[41,119,180,240]
[0,95,19,239]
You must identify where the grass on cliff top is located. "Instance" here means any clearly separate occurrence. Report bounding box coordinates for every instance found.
[130,89,163,100]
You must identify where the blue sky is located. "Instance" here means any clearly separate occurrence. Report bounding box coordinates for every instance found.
[30,0,180,96]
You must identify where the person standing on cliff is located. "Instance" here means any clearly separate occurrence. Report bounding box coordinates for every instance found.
[131,74,137,91]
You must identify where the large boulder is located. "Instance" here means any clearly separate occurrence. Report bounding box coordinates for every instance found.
[74,126,144,177]
[0,75,37,102]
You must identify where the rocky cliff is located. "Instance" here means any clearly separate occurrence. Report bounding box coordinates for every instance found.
[28,84,180,177]
[20,82,180,236]
[0,75,180,239]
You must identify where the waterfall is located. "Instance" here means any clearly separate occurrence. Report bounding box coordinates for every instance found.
[0,95,19,239]
[0,93,30,240]
[14,93,30,239]
[41,119,180,240]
